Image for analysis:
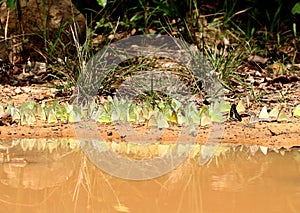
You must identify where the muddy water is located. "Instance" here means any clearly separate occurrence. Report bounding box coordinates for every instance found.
[0,140,300,213]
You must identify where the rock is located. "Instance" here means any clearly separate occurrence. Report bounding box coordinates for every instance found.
[0,0,86,63]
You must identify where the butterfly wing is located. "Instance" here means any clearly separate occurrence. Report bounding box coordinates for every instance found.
[230,104,242,121]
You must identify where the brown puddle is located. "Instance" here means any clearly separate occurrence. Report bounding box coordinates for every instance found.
[0,139,300,213]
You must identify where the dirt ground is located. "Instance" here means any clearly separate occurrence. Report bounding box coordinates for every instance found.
[0,83,299,149]
[0,118,299,149]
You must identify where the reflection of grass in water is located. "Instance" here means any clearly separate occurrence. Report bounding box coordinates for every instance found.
[177,163,203,213]
[157,160,205,213]
[14,139,284,210]
[156,146,277,212]
[73,152,91,211]
[73,152,129,212]
[70,144,298,211]
[5,138,295,211]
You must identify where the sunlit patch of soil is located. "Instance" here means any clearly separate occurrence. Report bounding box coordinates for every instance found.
[0,118,299,149]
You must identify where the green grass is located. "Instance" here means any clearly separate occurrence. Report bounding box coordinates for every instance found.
[3,0,298,106]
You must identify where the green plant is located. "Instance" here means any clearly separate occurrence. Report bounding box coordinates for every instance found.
[96,0,107,8]
[203,36,246,90]
[0,0,18,9]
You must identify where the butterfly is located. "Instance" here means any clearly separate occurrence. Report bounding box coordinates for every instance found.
[249,112,259,123]
[277,109,289,122]
[258,106,269,120]
[293,104,300,117]
[229,104,242,122]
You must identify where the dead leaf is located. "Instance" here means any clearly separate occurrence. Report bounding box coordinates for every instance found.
[0,112,13,126]
[268,75,300,85]
[272,63,285,75]
[248,55,268,64]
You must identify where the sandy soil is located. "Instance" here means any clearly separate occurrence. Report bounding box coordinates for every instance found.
[0,119,299,149]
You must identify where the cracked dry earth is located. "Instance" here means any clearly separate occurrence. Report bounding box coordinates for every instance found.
[0,80,299,149]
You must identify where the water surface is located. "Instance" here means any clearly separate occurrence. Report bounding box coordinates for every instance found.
[0,139,299,213]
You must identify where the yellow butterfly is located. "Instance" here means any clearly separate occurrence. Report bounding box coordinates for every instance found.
[55,105,68,122]
[176,111,185,125]
[236,100,246,113]
[157,111,169,129]
[34,104,44,118]
[128,104,136,122]
[20,112,27,125]
[11,106,21,121]
[171,98,182,111]
[148,114,158,127]
[0,103,4,114]
[219,100,231,113]
[68,110,81,123]
[200,111,211,126]
[269,106,280,118]
[210,107,225,123]
[293,104,300,117]
[170,109,178,124]
[26,111,36,125]
[277,109,289,122]
[48,109,58,123]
